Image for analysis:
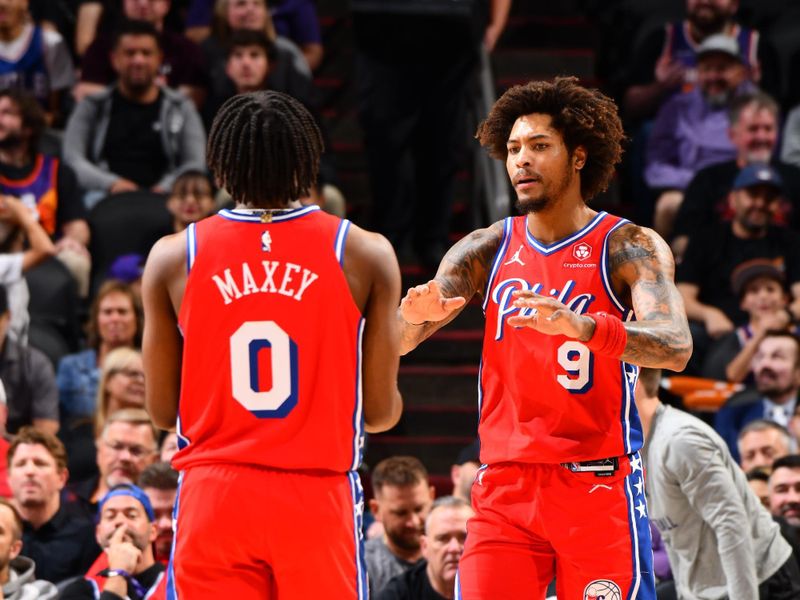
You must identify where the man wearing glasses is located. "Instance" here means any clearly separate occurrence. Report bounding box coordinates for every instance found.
[67,408,158,519]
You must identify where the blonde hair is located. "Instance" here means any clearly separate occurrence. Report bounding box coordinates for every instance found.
[212,0,277,43]
[95,347,144,436]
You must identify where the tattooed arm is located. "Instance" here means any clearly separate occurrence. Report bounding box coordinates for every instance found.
[608,223,692,370]
[399,222,504,354]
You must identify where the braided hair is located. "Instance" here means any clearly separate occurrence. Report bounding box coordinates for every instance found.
[207,91,323,208]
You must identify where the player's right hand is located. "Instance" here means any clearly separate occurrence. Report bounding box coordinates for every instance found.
[400,280,466,325]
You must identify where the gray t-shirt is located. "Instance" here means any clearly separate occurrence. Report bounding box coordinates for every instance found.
[643,404,791,599]
[364,537,421,597]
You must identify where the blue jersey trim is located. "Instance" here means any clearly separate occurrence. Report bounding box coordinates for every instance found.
[186,223,197,274]
[600,218,632,316]
[482,218,513,312]
[336,219,351,268]
[525,211,607,255]
[166,471,184,600]
[623,452,656,600]
[218,205,321,222]
[347,472,368,600]
[350,318,365,471]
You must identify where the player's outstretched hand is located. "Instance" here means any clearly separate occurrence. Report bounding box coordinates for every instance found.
[400,280,466,325]
[508,290,593,340]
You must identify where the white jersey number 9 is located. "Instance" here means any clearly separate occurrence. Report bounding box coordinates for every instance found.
[556,341,593,393]
[230,321,298,417]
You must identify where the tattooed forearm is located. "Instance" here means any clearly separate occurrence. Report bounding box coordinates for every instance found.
[436,222,504,300]
[609,224,692,370]
[398,222,503,353]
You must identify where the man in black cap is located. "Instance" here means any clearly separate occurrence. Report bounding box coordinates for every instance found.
[450,440,480,504]
[677,163,800,371]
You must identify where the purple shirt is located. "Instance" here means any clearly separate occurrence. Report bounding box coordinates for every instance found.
[644,84,754,191]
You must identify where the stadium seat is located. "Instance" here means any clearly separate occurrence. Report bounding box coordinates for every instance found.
[24,256,81,352]
[87,191,172,298]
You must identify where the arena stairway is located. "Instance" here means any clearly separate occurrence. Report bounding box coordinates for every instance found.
[314,0,599,484]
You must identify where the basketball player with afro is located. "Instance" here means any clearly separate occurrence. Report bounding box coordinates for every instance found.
[142,91,403,598]
[399,77,693,598]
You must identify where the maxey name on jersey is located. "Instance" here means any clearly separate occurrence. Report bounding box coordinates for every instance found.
[211,261,320,305]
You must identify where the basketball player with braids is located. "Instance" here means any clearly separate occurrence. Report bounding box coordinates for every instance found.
[142,91,403,598]
[400,77,693,599]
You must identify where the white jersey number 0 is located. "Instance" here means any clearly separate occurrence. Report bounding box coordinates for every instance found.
[229,321,298,417]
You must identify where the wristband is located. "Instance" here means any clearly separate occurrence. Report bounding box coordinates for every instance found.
[106,569,131,579]
[584,312,628,358]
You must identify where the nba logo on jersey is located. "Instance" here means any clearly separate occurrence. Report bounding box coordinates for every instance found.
[261,231,272,252]
[573,242,592,261]
[583,579,621,600]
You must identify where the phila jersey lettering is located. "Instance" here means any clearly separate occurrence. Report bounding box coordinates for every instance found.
[172,206,365,473]
[479,212,644,464]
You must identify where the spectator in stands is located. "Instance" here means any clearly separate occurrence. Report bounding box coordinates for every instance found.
[63,20,206,208]
[94,348,144,436]
[57,280,141,424]
[450,439,479,503]
[59,483,165,599]
[202,27,275,127]
[645,34,751,237]
[166,170,216,233]
[7,427,98,584]
[677,164,800,344]
[673,92,800,259]
[702,258,796,382]
[159,431,177,463]
[0,287,58,436]
[0,89,91,298]
[637,366,800,598]
[782,104,800,170]
[186,0,324,70]
[747,468,772,508]
[138,461,177,564]
[715,331,800,462]
[738,420,795,472]
[366,456,435,596]
[622,0,776,121]
[769,455,800,530]
[0,498,57,598]
[75,1,208,107]
[377,496,472,600]
[0,0,75,126]
[66,409,158,517]
[201,0,313,111]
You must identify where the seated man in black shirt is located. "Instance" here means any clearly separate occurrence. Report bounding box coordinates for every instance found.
[378,496,473,600]
[63,20,206,209]
[7,427,99,584]
[677,164,800,369]
[60,483,165,600]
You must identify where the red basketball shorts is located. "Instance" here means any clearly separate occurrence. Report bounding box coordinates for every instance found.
[166,464,367,599]
[455,453,655,599]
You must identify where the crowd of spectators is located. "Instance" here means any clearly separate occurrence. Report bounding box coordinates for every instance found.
[0,0,798,597]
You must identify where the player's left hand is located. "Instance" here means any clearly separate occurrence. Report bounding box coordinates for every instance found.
[508,290,594,341]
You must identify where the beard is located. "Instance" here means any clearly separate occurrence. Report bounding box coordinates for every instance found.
[689,5,728,35]
[0,131,24,150]
[514,167,573,214]
[385,527,422,552]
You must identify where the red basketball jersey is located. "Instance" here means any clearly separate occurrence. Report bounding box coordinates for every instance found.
[479,211,644,464]
[172,206,365,473]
